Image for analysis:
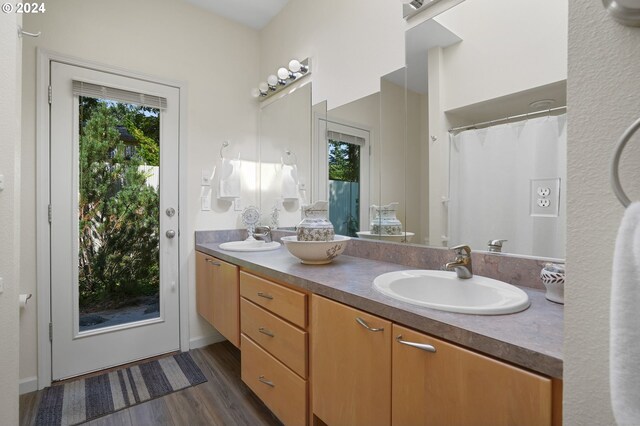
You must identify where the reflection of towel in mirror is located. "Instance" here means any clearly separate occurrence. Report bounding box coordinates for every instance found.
[219,158,241,198]
[281,164,298,199]
[611,202,640,425]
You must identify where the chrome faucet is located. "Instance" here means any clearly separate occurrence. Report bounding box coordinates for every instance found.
[487,239,507,253]
[253,226,272,243]
[444,244,473,279]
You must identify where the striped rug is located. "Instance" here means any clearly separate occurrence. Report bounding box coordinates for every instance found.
[35,352,207,426]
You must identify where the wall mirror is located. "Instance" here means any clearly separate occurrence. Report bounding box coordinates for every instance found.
[258,82,326,228]
[316,0,567,260]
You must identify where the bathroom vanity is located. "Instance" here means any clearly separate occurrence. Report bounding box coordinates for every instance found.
[195,234,562,426]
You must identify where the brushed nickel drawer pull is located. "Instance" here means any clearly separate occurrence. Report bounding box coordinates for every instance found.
[258,375,275,387]
[258,327,275,337]
[396,335,436,353]
[257,292,274,300]
[205,259,221,266]
[356,317,384,332]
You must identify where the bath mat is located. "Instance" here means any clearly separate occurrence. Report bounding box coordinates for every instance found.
[35,352,207,426]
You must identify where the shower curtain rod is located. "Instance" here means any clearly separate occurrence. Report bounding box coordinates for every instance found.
[448,106,567,133]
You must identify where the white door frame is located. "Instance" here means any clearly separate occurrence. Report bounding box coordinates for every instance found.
[35,49,190,389]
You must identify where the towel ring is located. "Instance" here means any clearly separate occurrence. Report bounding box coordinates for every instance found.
[220,140,230,159]
[610,116,640,208]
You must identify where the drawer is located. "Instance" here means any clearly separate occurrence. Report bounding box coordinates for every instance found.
[240,271,307,328]
[241,335,307,426]
[241,298,308,378]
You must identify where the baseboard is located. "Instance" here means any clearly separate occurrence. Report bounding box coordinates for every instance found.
[19,376,38,395]
[190,332,226,350]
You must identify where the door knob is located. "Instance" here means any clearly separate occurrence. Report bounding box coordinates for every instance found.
[166,230,176,239]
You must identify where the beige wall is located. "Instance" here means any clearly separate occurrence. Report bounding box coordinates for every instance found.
[259,0,405,109]
[565,0,640,423]
[20,0,260,384]
[435,0,568,110]
[0,12,21,425]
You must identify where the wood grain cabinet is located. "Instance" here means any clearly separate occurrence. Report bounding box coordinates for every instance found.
[240,271,309,426]
[392,324,552,426]
[311,295,392,426]
[195,252,239,347]
[311,295,555,426]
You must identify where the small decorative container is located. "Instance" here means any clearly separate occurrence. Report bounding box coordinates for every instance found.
[540,263,565,304]
[370,202,403,235]
[296,201,335,242]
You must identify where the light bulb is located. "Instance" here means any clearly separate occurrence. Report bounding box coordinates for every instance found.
[277,67,292,80]
[251,88,261,98]
[267,74,278,88]
[288,59,308,73]
[258,82,269,94]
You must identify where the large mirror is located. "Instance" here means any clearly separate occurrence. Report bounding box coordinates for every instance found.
[258,0,567,260]
[319,0,567,259]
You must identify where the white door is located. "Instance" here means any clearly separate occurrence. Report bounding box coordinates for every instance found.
[50,61,180,380]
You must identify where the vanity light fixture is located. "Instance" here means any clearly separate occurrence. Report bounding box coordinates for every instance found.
[252,58,312,101]
[402,0,441,19]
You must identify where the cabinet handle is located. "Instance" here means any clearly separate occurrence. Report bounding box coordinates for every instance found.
[205,259,221,266]
[396,335,436,353]
[258,327,275,337]
[258,375,275,387]
[356,317,384,332]
[257,292,274,300]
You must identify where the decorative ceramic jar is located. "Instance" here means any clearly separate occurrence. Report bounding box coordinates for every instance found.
[370,202,403,235]
[296,201,335,242]
[540,263,565,304]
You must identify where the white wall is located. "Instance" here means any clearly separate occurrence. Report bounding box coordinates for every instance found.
[565,1,640,424]
[435,0,568,110]
[0,12,21,425]
[20,0,260,384]
[259,0,406,109]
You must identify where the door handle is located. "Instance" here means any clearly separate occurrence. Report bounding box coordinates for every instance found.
[395,335,436,353]
[166,230,176,239]
[258,375,275,387]
[355,317,384,332]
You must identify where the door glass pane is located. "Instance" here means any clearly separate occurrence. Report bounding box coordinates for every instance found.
[78,96,161,332]
[328,138,361,237]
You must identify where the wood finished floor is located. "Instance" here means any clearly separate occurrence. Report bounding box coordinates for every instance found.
[19,342,283,426]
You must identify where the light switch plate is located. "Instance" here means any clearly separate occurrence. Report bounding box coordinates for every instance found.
[201,169,212,186]
[530,178,561,217]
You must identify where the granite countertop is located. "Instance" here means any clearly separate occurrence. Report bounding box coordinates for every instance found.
[195,242,563,379]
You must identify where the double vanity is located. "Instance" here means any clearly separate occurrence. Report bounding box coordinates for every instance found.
[195,230,563,426]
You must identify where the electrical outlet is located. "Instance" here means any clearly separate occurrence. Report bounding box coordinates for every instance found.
[537,187,550,197]
[0,277,4,294]
[233,198,242,211]
[531,178,561,217]
[0,174,4,192]
[537,198,550,208]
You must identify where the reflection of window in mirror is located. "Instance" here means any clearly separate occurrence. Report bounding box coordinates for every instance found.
[318,121,370,237]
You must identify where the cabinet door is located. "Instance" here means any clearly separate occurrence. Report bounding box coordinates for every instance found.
[195,252,239,348]
[195,251,215,325]
[311,295,392,426]
[212,258,240,348]
[392,324,552,426]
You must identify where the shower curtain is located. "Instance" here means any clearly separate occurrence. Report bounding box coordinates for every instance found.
[448,114,567,258]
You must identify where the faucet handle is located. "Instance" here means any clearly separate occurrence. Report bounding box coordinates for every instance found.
[488,239,507,246]
[450,244,471,256]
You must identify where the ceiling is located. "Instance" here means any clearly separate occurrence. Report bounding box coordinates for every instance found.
[185,0,290,29]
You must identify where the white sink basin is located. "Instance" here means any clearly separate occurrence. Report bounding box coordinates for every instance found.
[219,240,281,252]
[373,270,530,315]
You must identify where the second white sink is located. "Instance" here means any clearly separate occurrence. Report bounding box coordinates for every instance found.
[373,270,530,315]
[219,240,281,252]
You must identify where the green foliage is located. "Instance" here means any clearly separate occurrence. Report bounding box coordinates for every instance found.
[78,100,160,309]
[329,140,360,182]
